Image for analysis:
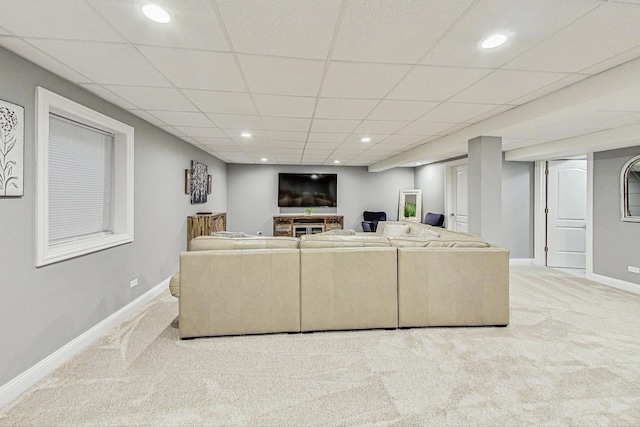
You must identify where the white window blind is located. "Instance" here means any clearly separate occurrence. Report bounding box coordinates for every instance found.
[48,114,114,244]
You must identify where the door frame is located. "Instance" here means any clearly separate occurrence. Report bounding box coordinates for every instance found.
[533,154,594,274]
[444,158,468,231]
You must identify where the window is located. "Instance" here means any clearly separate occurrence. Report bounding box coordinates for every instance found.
[36,87,134,266]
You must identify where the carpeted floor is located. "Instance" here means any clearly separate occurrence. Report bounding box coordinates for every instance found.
[1,265,639,426]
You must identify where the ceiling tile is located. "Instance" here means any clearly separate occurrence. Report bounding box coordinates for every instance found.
[217,0,340,59]
[194,138,236,146]
[421,0,599,68]
[252,94,316,118]
[238,55,324,96]
[174,127,227,138]
[27,40,171,86]
[127,110,168,127]
[321,62,410,99]
[310,119,361,133]
[105,86,197,111]
[0,0,123,41]
[262,117,311,132]
[89,0,230,51]
[206,114,264,130]
[505,2,640,73]
[418,102,501,123]
[506,73,590,106]
[315,98,379,120]
[343,134,390,144]
[354,121,409,134]
[182,90,257,115]
[1,37,91,83]
[450,69,569,104]
[367,100,438,121]
[81,84,138,109]
[305,142,341,151]
[139,46,245,91]
[580,45,640,75]
[307,133,349,143]
[397,122,457,135]
[149,111,216,127]
[332,0,473,63]
[376,135,425,145]
[266,131,308,142]
[388,66,491,101]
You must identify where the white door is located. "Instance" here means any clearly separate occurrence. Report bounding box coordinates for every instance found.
[546,159,587,268]
[450,164,468,232]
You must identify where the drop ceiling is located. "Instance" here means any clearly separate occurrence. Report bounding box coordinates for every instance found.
[1,0,640,170]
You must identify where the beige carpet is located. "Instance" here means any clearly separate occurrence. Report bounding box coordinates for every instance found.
[1,266,639,426]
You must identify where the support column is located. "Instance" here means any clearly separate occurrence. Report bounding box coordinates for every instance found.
[468,136,502,246]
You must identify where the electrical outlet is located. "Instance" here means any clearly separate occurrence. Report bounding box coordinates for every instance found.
[130,278,138,288]
[628,266,640,274]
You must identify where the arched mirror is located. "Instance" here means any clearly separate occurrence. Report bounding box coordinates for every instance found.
[621,154,640,222]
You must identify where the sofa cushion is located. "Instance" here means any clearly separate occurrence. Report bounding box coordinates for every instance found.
[169,271,180,298]
[381,224,411,237]
[189,235,299,251]
[417,228,441,238]
[388,236,490,248]
[320,229,356,236]
[375,221,407,236]
[299,234,391,248]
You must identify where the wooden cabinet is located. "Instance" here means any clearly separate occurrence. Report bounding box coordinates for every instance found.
[187,212,227,247]
[273,214,343,237]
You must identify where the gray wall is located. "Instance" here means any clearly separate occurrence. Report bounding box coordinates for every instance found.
[502,159,535,259]
[414,162,445,221]
[414,158,534,258]
[227,164,414,234]
[593,146,640,285]
[0,47,226,387]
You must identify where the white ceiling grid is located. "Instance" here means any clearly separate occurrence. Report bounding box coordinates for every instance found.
[0,0,640,167]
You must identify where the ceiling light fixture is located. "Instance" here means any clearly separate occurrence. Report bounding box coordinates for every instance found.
[360,137,371,143]
[142,4,171,23]
[415,162,422,166]
[481,33,507,49]
[241,132,252,138]
[333,160,340,164]
[261,158,267,162]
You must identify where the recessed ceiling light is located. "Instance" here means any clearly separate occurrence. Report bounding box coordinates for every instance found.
[333,160,340,164]
[241,132,252,138]
[481,33,507,49]
[261,158,267,162]
[360,137,371,143]
[415,162,422,165]
[142,4,171,23]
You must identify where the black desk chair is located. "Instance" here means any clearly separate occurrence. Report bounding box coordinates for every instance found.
[362,211,386,232]
[423,212,445,227]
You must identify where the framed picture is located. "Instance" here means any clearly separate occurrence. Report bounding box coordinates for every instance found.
[190,160,208,204]
[0,99,24,197]
[184,169,191,194]
[207,174,212,195]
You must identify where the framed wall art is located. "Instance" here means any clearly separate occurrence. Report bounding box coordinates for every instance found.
[0,99,24,196]
[190,160,208,204]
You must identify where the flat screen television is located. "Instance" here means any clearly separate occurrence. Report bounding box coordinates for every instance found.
[278,173,337,207]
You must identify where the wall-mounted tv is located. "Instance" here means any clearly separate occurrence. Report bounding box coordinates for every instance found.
[278,173,337,207]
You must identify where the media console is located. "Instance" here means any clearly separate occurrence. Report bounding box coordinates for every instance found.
[273,214,344,237]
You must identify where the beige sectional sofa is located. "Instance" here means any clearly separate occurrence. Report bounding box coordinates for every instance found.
[171,222,510,339]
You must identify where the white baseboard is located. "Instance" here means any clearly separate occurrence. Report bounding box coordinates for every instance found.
[509,258,535,266]
[588,273,640,295]
[0,277,170,410]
